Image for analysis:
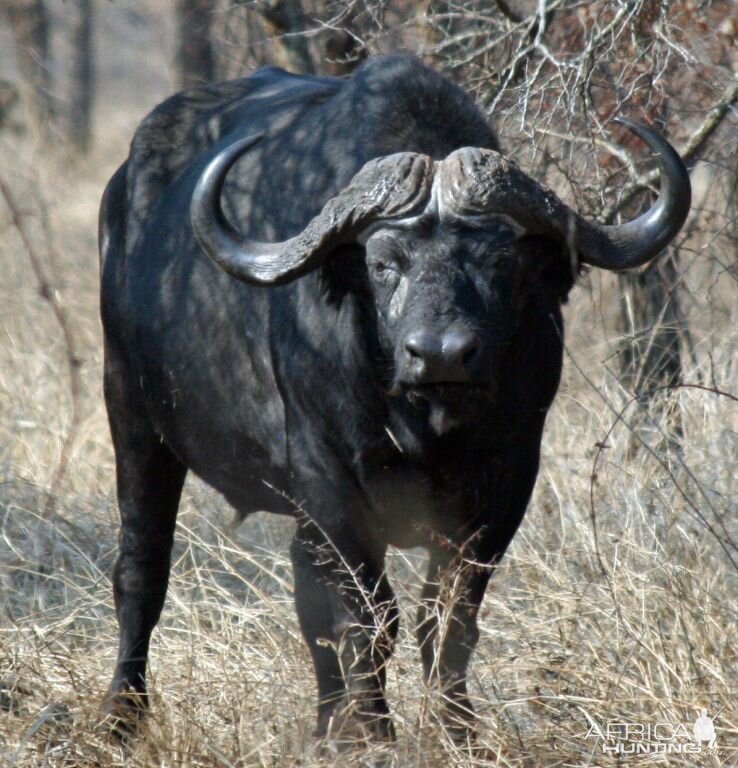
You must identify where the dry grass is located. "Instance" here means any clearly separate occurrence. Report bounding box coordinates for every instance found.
[1,85,736,768]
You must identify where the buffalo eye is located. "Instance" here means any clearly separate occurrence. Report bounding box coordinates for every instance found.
[477,249,517,283]
[373,261,390,275]
[367,254,402,286]
[491,253,516,273]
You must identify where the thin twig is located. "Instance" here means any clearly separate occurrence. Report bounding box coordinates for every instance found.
[0,176,82,519]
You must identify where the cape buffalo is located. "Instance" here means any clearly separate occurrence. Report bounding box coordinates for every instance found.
[99,55,690,745]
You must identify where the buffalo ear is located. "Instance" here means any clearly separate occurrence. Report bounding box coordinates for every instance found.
[318,244,368,306]
[518,234,579,303]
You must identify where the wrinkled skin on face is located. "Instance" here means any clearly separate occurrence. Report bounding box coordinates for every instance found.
[362,218,575,441]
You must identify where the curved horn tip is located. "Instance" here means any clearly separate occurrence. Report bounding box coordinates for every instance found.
[613,116,692,218]
[612,117,680,162]
[580,117,692,271]
[190,133,273,282]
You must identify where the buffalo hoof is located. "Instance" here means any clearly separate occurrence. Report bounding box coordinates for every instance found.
[100,687,148,742]
[438,696,480,745]
[319,739,396,768]
[316,706,396,765]
[317,701,396,744]
[440,716,498,763]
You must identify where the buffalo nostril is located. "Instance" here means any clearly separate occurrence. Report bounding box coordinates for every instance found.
[405,341,422,360]
[442,329,480,369]
[404,330,441,362]
[462,344,479,366]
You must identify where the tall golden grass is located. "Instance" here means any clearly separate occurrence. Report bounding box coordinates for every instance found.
[0,116,735,766]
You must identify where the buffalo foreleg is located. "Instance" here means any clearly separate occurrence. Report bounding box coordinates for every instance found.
[291,534,347,736]
[291,523,398,744]
[417,441,543,742]
[415,519,523,745]
[416,547,491,740]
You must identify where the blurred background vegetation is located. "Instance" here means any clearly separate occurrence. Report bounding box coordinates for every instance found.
[0,2,735,766]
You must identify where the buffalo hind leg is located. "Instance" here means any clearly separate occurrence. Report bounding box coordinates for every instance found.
[101,353,186,735]
[291,524,398,745]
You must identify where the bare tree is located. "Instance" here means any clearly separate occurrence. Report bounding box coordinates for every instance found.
[617,253,685,388]
[176,0,216,87]
[1,0,96,151]
[0,0,54,135]
[67,0,94,151]
[212,0,367,79]
[311,1,366,75]
[256,0,315,74]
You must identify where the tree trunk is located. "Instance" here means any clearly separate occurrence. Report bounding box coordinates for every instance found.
[316,1,365,76]
[67,0,93,152]
[175,0,216,88]
[321,24,362,75]
[617,252,683,395]
[617,249,686,448]
[1,0,54,135]
[257,0,315,74]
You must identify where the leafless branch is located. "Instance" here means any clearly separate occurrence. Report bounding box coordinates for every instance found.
[0,177,82,518]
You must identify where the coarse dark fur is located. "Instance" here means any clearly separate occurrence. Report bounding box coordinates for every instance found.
[100,55,577,743]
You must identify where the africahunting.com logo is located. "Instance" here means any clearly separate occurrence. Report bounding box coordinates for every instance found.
[584,708,723,756]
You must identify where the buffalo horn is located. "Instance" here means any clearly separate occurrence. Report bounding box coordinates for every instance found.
[191,135,434,285]
[582,118,691,269]
[436,120,691,271]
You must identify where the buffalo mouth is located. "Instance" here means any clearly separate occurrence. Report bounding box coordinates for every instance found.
[404,382,489,406]
[400,382,491,435]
